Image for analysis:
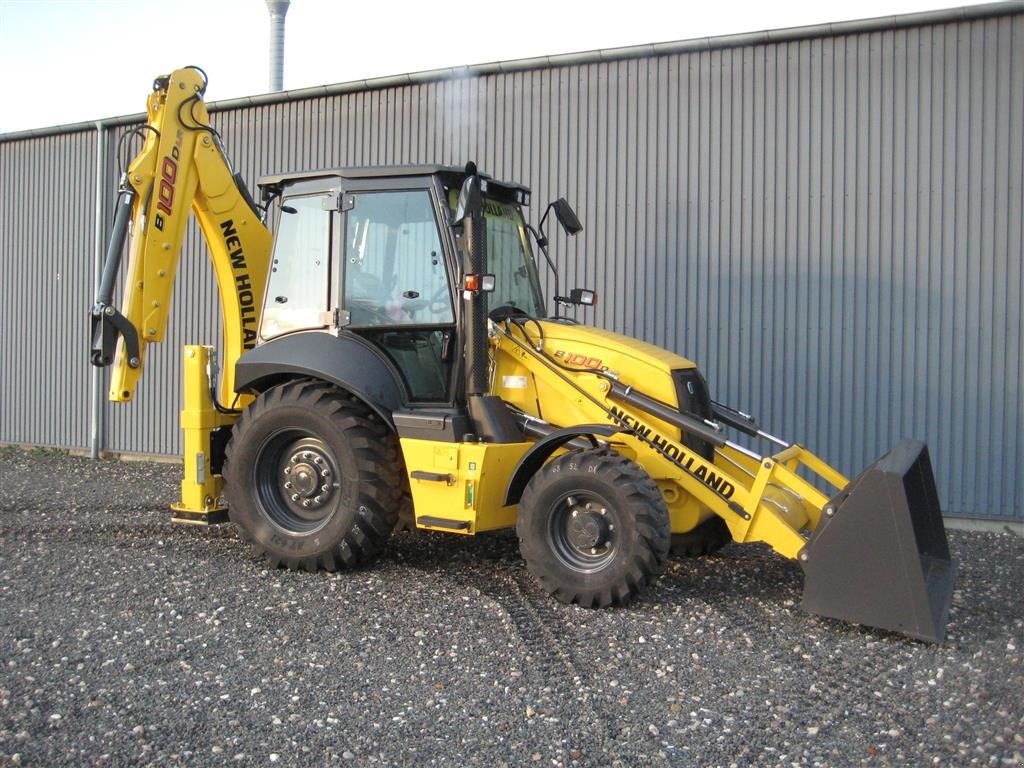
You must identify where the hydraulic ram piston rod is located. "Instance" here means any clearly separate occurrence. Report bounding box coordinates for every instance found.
[607,381,762,460]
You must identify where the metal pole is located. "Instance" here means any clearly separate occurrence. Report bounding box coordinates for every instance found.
[266,0,290,92]
[90,121,107,459]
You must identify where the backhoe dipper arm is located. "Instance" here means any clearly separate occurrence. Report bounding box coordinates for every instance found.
[90,67,271,405]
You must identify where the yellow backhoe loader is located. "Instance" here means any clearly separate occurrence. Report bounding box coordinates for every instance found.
[90,67,955,642]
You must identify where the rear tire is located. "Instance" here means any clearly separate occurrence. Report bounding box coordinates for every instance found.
[670,515,732,557]
[517,449,670,608]
[223,380,403,571]
[393,493,416,533]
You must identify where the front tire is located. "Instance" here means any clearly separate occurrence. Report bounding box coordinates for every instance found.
[670,515,732,557]
[517,449,671,608]
[223,380,402,572]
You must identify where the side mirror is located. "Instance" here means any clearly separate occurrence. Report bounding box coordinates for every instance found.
[552,198,582,235]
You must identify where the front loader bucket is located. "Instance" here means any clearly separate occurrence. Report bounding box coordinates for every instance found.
[800,440,955,643]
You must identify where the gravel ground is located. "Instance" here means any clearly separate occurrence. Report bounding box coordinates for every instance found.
[0,449,1021,767]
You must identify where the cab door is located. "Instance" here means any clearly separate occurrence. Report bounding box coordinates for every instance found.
[340,188,456,403]
[258,192,336,342]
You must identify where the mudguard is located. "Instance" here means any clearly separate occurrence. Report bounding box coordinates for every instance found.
[234,331,406,428]
[503,424,621,506]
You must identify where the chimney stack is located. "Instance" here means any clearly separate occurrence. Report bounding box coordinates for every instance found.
[266,0,290,92]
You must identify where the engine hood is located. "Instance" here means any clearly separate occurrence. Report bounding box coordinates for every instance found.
[535,320,697,378]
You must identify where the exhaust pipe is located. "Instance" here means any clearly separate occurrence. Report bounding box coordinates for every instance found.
[453,163,520,442]
[800,440,956,642]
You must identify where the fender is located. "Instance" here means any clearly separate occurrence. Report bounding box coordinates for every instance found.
[503,424,622,506]
[234,331,406,428]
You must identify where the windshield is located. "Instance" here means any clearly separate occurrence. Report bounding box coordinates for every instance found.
[449,191,545,317]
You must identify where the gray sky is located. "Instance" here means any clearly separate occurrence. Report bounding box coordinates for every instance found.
[0,0,992,133]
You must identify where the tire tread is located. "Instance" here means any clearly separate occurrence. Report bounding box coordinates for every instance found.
[224,380,404,572]
[517,448,670,608]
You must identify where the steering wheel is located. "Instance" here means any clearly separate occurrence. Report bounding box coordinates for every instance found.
[347,299,393,326]
[348,270,389,302]
[429,285,452,315]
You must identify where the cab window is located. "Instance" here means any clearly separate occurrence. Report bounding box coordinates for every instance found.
[260,194,332,340]
[344,189,454,402]
[344,191,453,326]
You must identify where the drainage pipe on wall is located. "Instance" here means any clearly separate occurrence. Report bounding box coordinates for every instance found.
[90,121,107,459]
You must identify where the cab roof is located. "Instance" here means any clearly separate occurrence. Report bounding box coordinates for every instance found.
[257,164,531,203]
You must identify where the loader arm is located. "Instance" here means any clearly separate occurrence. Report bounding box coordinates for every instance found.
[491,319,955,642]
[91,67,272,406]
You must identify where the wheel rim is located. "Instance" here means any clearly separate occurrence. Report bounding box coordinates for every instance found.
[546,491,620,573]
[253,429,341,533]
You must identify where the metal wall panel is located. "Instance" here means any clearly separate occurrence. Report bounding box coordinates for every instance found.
[1,9,1020,517]
[0,130,96,451]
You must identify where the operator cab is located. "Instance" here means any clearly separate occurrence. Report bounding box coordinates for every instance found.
[255,165,542,406]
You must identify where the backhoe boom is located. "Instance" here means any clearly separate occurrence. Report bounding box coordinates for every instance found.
[90,67,271,406]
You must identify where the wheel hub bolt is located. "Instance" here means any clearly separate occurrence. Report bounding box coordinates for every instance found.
[571,509,579,518]
[290,494,299,502]
[321,469,329,478]
[321,484,329,493]
[303,452,312,459]
[284,482,292,490]
[302,500,311,508]
[283,467,291,475]
[313,496,321,504]
[315,456,324,466]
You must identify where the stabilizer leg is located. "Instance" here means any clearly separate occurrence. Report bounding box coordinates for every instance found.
[170,345,234,525]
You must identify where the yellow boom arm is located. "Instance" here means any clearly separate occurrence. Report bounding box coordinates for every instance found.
[91,67,271,405]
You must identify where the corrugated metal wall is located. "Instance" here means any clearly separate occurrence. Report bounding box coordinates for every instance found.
[1,9,1020,518]
[0,130,97,451]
